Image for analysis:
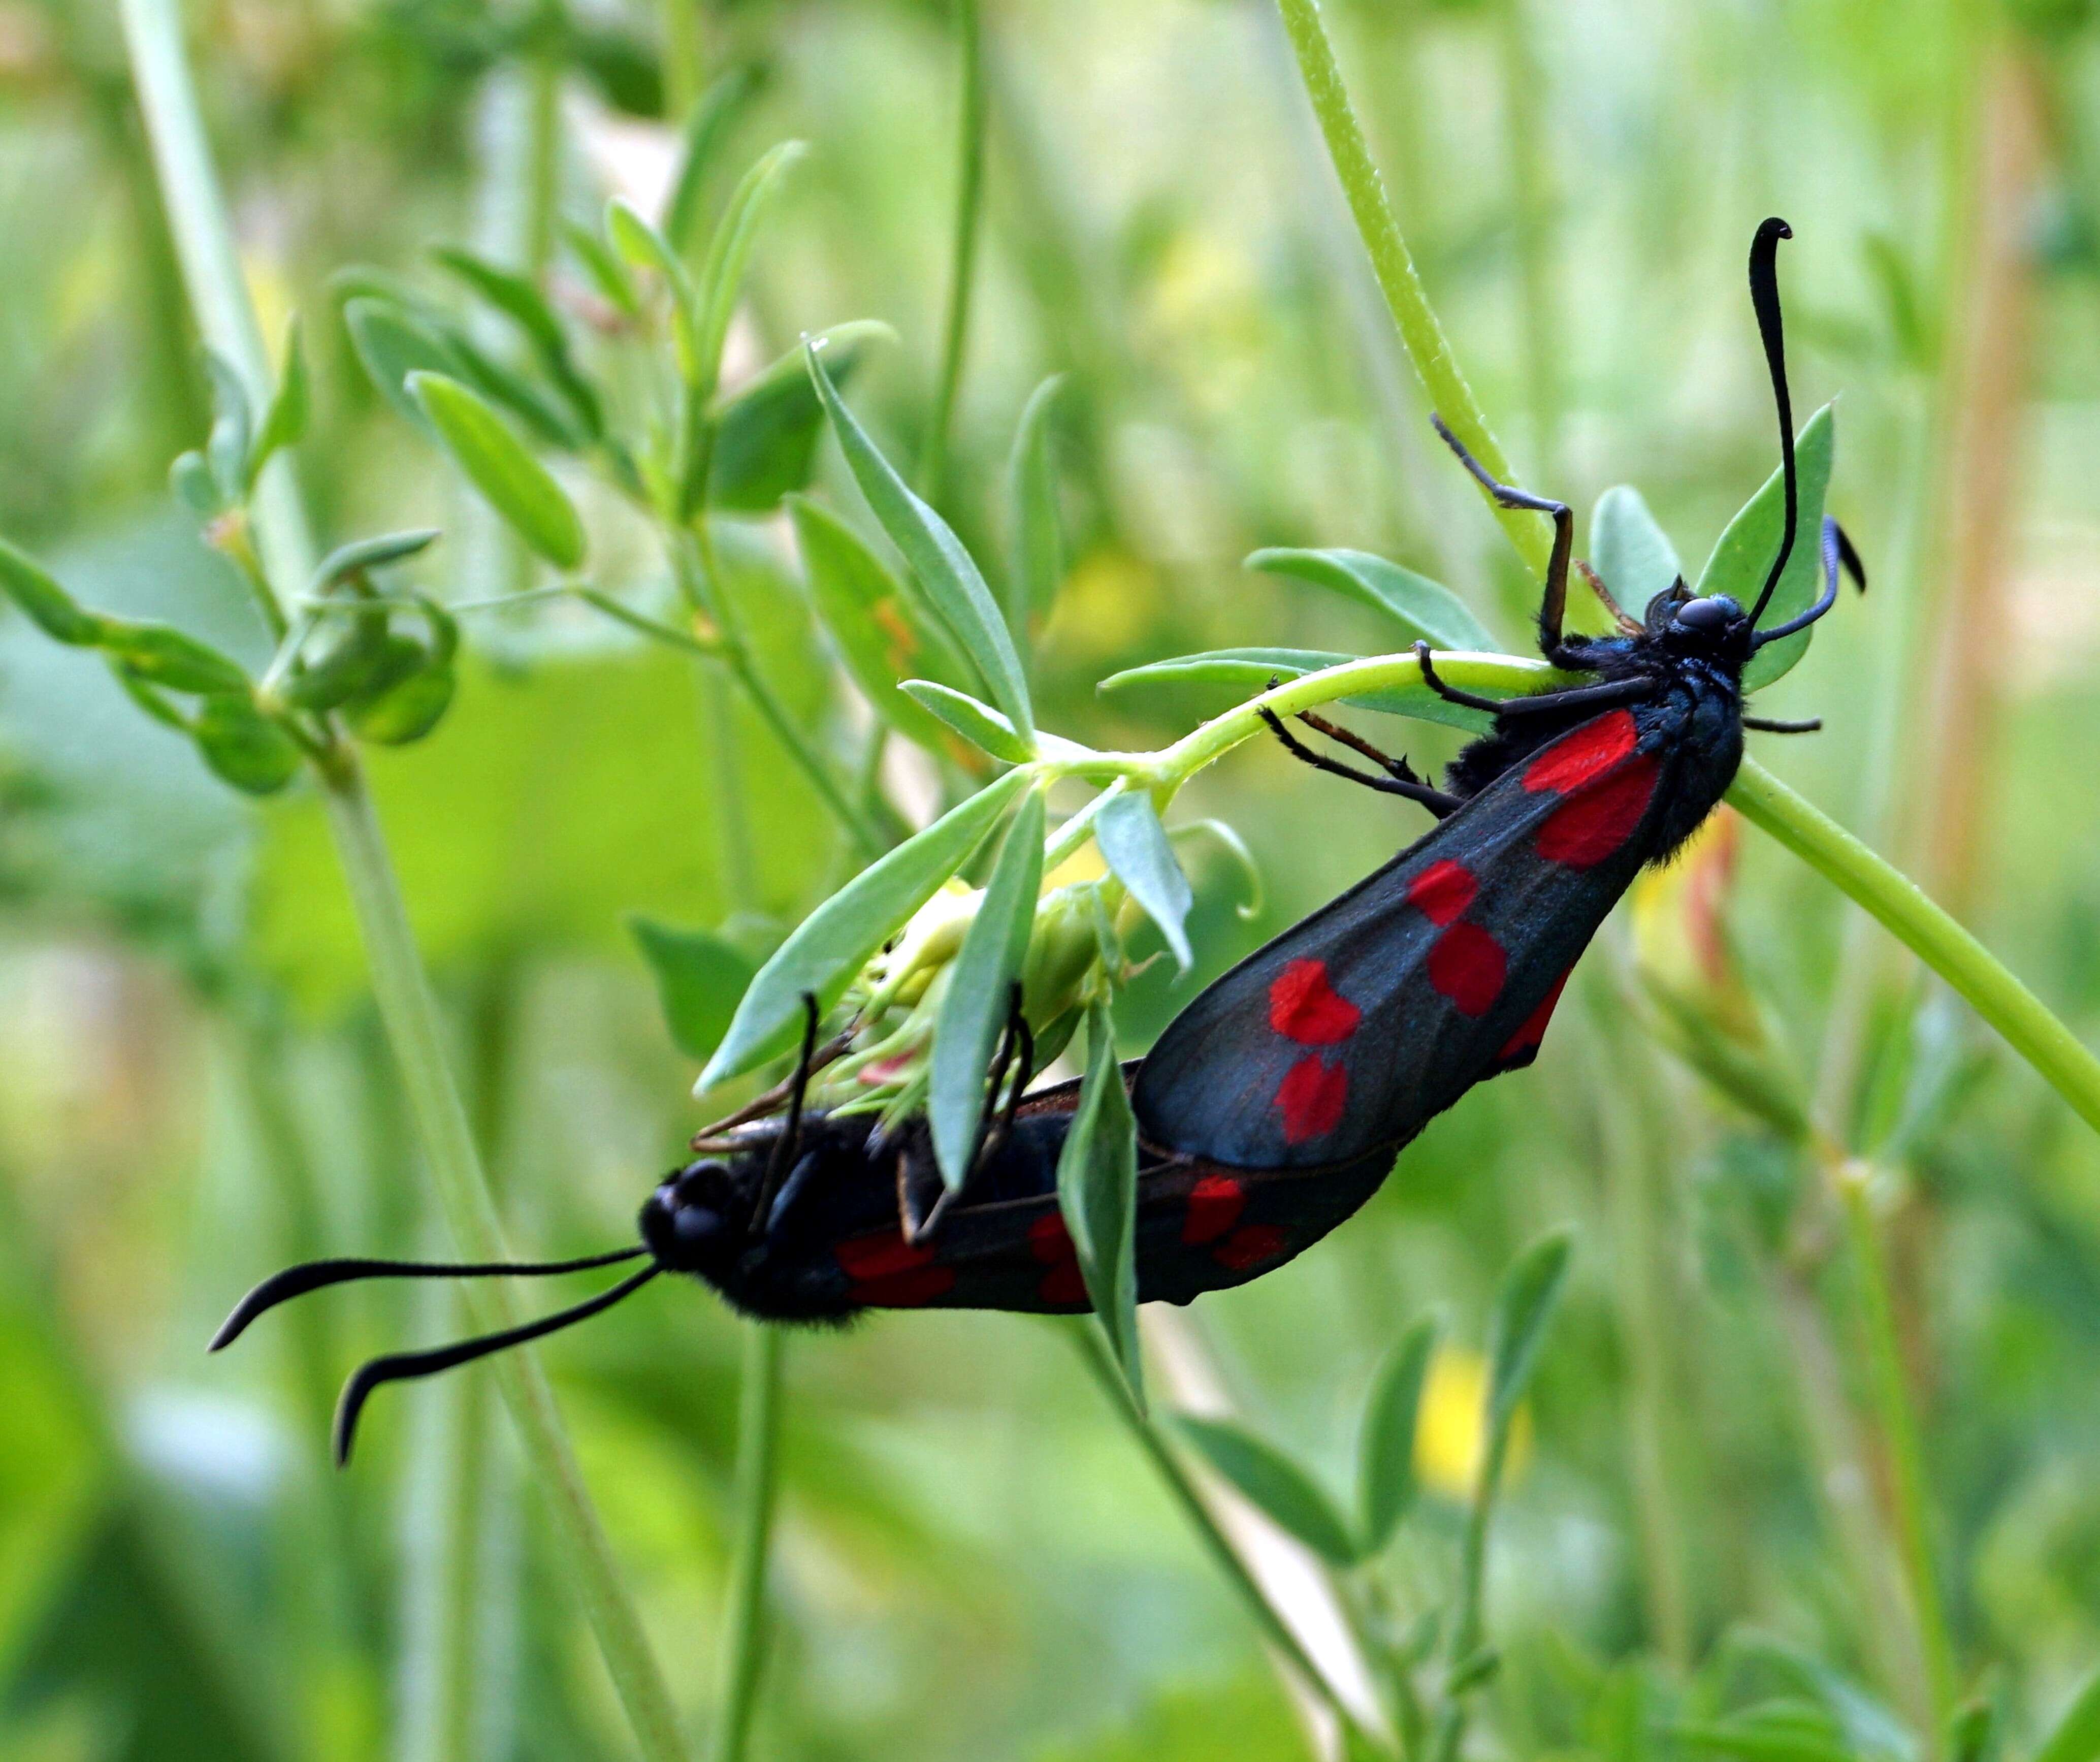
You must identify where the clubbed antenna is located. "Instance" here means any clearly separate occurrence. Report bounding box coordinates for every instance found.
[1746,217,1797,628]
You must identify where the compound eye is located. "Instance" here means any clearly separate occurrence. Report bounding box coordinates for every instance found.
[1672,595,1733,633]
[673,1204,726,1250]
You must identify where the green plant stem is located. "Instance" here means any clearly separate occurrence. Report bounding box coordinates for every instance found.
[709,1325,784,1762]
[1729,759,2100,1137]
[325,776,689,1760]
[122,4,691,1751]
[1271,0,1552,581]
[1063,1322,1374,1744]
[919,0,986,504]
[1836,1161,1959,1734]
[1430,1425,1510,1762]
[1497,0,1561,494]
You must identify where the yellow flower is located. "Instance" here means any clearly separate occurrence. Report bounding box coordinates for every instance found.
[1415,1346,1531,1502]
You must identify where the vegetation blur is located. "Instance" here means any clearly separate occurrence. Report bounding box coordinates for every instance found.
[7,0,2100,1758]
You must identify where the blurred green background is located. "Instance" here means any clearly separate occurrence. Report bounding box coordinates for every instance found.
[5,0,2100,1757]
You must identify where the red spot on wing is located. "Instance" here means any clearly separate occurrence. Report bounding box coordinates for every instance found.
[1497,969,1571,1064]
[1268,959,1360,1045]
[1275,1056,1349,1144]
[1214,1224,1288,1271]
[1427,922,1507,1017]
[1524,709,1638,794]
[1028,1212,1087,1304]
[834,1229,957,1306]
[1407,859,1478,926]
[1182,1174,1246,1244]
[1536,755,1660,868]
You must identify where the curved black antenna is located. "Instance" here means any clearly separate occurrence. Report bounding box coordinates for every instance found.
[210,1246,645,1352]
[1746,217,1797,628]
[334,1263,661,1465]
[1752,517,1868,648]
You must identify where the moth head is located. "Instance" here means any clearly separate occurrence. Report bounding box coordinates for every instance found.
[1663,592,1752,657]
[640,1159,741,1274]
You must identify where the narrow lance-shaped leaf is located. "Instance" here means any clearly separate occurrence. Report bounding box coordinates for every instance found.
[711,321,893,512]
[930,789,1045,1189]
[246,315,309,490]
[700,769,1031,1088]
[1697,402,1834,692]
[1175,1415,1359,1567]
[693,141,806,400]
[630,917,758,1064]
[1249,549,1501,654]
[1005,374,1065,645]
[408,372,586,569]
[806,343,1034,738]
[1359,1312,1441,1553]
[899,681,1032,764]
[192,693,302,794]
[203,351,251,502]
[0,535,103,644]
[663,63,766,255]
[1485,1228,1573,1450]
[1056,1002,1142,1406]
[606,198,701,383]
[563,219,639,317]
[1094,792,1193,973]
[309,528,442,594]
[1589,485,1681,617]
[430,245,603,438]
[1099,647,1494,734]
[345,298,469,436]
[788,494,973,757]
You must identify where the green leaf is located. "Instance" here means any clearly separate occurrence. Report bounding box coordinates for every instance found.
[806,343,1035,738]
[408,372,586,569]
[430,245,602,437]
[100,622,252,693]
[2033,1670,2100,1762]
[930,790,1045,1189]
[607,198,701,382]
[694,141,805,397]
[1948,1702,1994,1762]
[899,681,1033,763]
[202,351,252,502]
[1174,1415,1358,1566]
[345,654,455,745]
[563,218,639,317]
[700,769,1031,1088]
[345,298,469,435]
[246,315,310,490]
[1056,1003,1143,1406]
[630,916,757,1063]
[1005,373,1065,640]
[1359,1312,1440,1552]
[1249,549,1500,653]
[191,693,302,793]
[169,449,221,519]
[1675,1708,1857,1762]
[1094,792,1192,972]
[710,321,892,512]
[1099,647,1493,734]
[663,63,766,254]
[1696,403,1834,691]
[1485,1227,1573,1448]
[308,528,442,594]
[281,609,390,711]
[789,494,970,757]
[1589,485,1682,618]
[0,536,103,644]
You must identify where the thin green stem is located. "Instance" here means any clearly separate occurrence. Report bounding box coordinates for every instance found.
[1063,1322,1378,1746]
[121,5,691,1751]
[919,0,986,504]
[709,1325,785,1762]
[1431,1426,1510,1762]
[1728,759,2100,1139]
[1836,1161,1960,1736]
[1271,0,1552,581]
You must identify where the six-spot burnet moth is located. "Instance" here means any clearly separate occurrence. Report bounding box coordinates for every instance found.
[211,217,1862,1465]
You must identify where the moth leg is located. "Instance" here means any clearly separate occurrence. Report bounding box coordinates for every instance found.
[692,1026,852,1145]
[1430,413,1578,662]
[764,1149,823,1235]
[1261,704,1463,817]
[897,1146,946,1246]
[1744,714,1821,733]
[1493,676,1658,719]
[971,985,1034,1171]
[1576,560,1644,637]
[1413,642,1507,715]
[752,992,821,1227]
[1295,710,1465,818]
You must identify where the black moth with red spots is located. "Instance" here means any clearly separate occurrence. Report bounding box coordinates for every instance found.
[208,219,1860,1467]
[1136,216,1861,1182]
